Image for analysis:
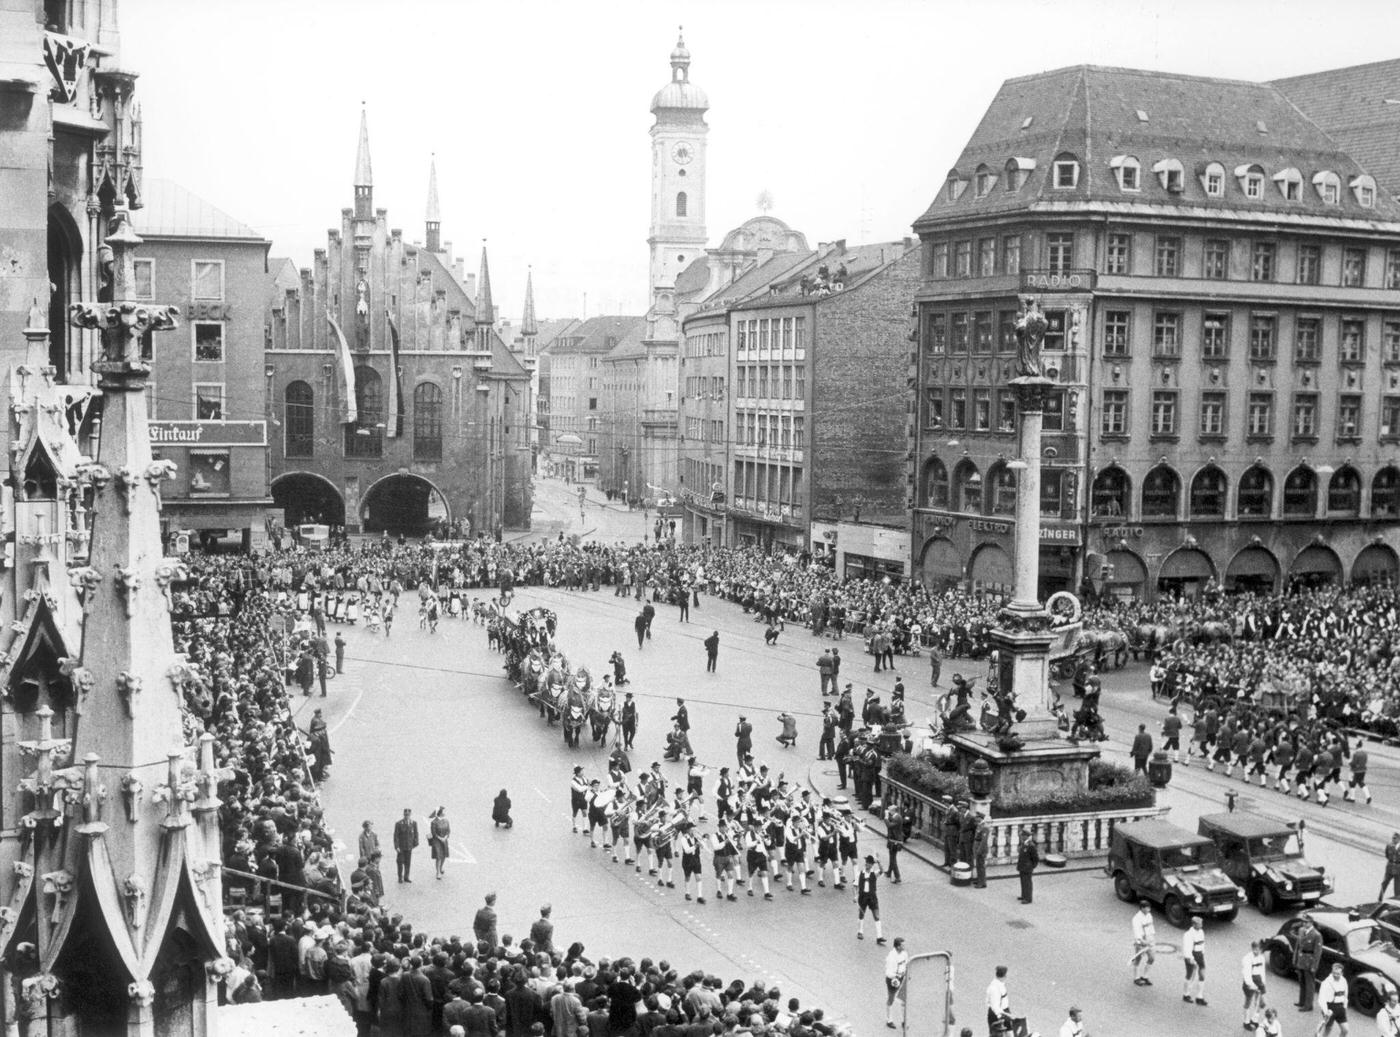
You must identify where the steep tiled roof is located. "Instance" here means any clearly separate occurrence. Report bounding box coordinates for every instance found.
[1274,59,1400,202]
[546,315,646,354]
[137,179,266,240]
[916,64,1400,228]
[729,241,917,311]
[603,320,650,361]
[691,251,814,315]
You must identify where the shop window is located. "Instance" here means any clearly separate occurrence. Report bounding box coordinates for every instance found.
[1283,467,1317,516]
[1092,466,1130,517]
[953,459,982,513]
[1328,467,1361,515]
[1141,465,1180,518]
[1189,466,1227,517]
[189,451,231,497]
[1238,466,1272,517]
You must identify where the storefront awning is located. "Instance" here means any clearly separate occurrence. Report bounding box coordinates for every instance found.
[1159,548,1214,580]
[1353,544,1399,582]
[1292,544,1341,575]
[1226,546,1279,579]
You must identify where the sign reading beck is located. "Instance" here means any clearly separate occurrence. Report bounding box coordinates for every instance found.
[148,421,267,447]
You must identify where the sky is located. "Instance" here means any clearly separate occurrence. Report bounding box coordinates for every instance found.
[123,0,1400,323]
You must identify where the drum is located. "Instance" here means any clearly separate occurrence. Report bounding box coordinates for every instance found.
[951,862,973,886]
[1043,853,1068,869]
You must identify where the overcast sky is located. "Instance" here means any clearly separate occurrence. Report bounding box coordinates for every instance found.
[124,0,1400,322]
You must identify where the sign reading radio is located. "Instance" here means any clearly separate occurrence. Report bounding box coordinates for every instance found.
[1021,269,1097,292]
[148,421,267,447]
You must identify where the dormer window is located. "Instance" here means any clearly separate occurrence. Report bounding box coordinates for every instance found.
[1200,162,1225,198]
[945,171,967,203]
[1351,174,1377,208]
[1152,158,1184,194]
[1053,154,1080,190]
[1236,164,1265,200]
[974,164,997,198]
[1004,157,1035,193]
[1273,168,1303,201]
[1110,155,1141,192]
[1312,171,1341,204]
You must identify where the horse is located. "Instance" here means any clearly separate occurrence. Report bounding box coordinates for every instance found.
[1128,622,1176,662]
[537,656,570,725]
[562,666,594,749]
[1078,629,1129,670]
[591,683,617,745]
[1190,620,1233,646]
[521,648,546,699]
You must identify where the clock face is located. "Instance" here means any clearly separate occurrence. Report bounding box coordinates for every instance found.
[671,141,694,166]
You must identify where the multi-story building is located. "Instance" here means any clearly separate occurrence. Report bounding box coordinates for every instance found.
[677,239,921,564]
[135,179,272,548]
[540,316,644,483]
[265,114,532,535]
[910,65,1400,601]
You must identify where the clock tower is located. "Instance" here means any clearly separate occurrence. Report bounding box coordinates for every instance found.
[647,29,709,341]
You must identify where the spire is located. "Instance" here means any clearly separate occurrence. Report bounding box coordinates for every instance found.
[475,241,494,327]
[425,154,441,253]
[353,105,373,220]
[670,26,690,82]
[521,267,538,338]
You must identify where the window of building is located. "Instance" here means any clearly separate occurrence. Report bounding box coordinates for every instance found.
[1053,156,1079,189]
[1202,312,1229,359]
[949,388,966,429]
[931,243,949,279]
[997,392,1016,432]
[1385,321,1400,364]
[1092,466,1130,517]
[1314,170,1341,204]
[1203,238,1229,280]
[924,389,944,429]
[188,450,231,497]
[1046,233,1074,274]
[192,260,224,301]
[998,310,1018,354]
[1351,174,1377,208]
[1295,317,1321,363]
[1150,390,1178,436]
[1043,310,1066,352]
[345,365,383,458]
[795,369,805,397]
[1199,391,1226,437]
[950,312,969,352]
[1104,310,1130,356]
[193,322,224,363]
[1297,244,1321,285]
[413,382,443,460]
[1043,390,1065,431]
[588,397,598,410]
[1387,250,1400,290]
[1190,467,1227,517]
[1250,242,1275,282]
[1155,158,1185,193]
[977,239,996,277]
[284,380,314,458]
[194,383,224,420]
[924,457,949,508]
[1101,390,1128,436]
[973,388,992,431]
[1004,158,1032,193]
[1374,467,1400,518]
[1340,319,1365,364]
[1152,312,1181,357]
[1141,466,1180,518]
[975,167,994,198]
[1292,393,1318,439]
[1244,172,1264,199]
[1275,168,1303,200]
[973,311,993,354]
[1114,156,1141,192]
[1328,466,1361,515]
[954,240,972,277]
[1248,314,1276,361]
[1106,233,1131,275]
[133,259,154,300]
[988,464,1016,515]
[1001,235,1021,275]
[1385,397,1400,439]
[1040,469,1064,517]
[1238,466,1272,517]
[676,192,687,217]
[1247,391,1273,438]
[926,313,946,354]
[953,459,982,513]
[1203,164,1225,198]
[1337,395,1362,440]
[1283,466,1317,516]
[1342,247,1367,288]
[1155,236,1181,277]
[945,174,964,203]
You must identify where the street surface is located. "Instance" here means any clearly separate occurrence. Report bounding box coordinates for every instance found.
[300,479,1398,1036]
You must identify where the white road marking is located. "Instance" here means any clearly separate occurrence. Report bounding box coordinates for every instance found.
[534,786,550,802]
[449,847,478,865]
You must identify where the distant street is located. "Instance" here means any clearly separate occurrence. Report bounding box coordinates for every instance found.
[301,492,1400,1035]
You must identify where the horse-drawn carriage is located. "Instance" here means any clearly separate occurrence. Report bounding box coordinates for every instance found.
[1045,593,1129,680]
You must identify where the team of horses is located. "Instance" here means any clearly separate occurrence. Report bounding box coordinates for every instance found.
[492,607,617,749]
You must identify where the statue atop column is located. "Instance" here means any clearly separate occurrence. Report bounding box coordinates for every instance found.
[1013,295,1048,379]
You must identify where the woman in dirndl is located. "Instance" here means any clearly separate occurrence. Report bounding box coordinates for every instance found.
[429,807,451,878]
[346,593,360,625]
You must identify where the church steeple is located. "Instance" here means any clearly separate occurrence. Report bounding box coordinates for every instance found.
[475,241,494,327]
[521,267,538,340]
[353,105,373,220]
[425,154,441,253]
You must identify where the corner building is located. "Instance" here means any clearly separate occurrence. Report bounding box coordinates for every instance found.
[911,65,1400,601]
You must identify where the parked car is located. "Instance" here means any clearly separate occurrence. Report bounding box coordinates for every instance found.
[1106,819,1244,928]
[1264,910,1400,1016]
[1197,812,1333,914]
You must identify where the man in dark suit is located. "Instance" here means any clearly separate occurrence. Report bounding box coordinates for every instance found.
[504,969,541,1037]
[393,808,419,883]
[734,717,753,765]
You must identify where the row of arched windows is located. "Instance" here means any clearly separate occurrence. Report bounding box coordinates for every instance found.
[920,456,1400,521]
[285,373,444,462]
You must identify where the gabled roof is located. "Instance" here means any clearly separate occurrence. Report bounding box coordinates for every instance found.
[544,315,646,355]
[916,64,1400,228]
[692,250,814,314]
[1274,59,1400,202]
[136,179,267,240]
[604,320,650,361]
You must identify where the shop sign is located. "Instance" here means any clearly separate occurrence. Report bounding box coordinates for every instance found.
[968,518,1011,534]
[149,420,266,447]
[1100,525,1145,540]
[1021,269,1096,292]
[1039,524,1081,545]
